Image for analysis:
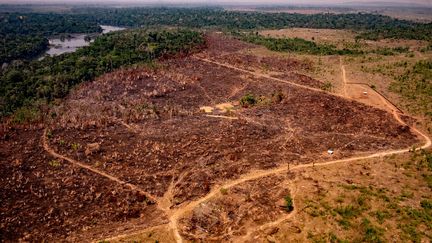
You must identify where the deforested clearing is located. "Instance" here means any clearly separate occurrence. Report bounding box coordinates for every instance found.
[2,32,430,242]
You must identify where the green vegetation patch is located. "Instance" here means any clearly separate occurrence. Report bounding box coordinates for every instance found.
[304,150,432,242]
[240,93,258,107]
[74,8,432,41]
[390,60,432,118]
[2,8,430,63]
[239,91,286,108]
[240,33,360,55]
[284,195,294,212]
[238,33,411,56]
[358,24,432,42]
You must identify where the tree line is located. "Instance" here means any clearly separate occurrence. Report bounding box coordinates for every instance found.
[72,7,431,40]
[238,32,410,56]
[2,8,431,63]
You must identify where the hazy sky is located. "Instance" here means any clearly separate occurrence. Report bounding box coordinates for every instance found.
[0,0,431,5]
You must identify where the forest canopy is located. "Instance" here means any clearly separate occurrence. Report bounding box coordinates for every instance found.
[0,12,101,63]
[239,33,410,56]
[1,8,431,63]
[72,7,432,40]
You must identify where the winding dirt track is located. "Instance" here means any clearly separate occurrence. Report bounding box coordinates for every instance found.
[41,130,159,204]
[42,56,431,243]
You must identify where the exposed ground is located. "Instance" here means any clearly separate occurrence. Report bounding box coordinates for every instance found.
[0,128,166,242]
[1,33,430,242]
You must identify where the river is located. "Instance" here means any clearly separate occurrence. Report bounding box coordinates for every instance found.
[44,25,126,57]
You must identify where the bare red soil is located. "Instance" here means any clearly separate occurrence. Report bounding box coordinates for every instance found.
[0,128,165,242]
[0,33,421,241]
[179,175,292,241]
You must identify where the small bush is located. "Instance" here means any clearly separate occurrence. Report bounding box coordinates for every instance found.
[71,143,81,151]
[49,160,61,167]
[321,82,333,92]
[220,188,228,195]
[285,195,294,212]
[46,130,53,139]
[240,93,257,107]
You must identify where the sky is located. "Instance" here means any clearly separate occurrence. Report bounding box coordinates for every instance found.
[0,0,431,6]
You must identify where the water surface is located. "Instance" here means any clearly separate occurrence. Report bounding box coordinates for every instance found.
[44,25,126,57]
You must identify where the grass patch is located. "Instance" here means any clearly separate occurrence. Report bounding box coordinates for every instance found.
[11,106,41,124]
[71,143,81,151]
[307,152,432,242]
[371,210,391,224]
[360,218,384,243]
[49,160,61,167]
[307,231,348,243]
[390,60,432,118]
[321,81,334,92]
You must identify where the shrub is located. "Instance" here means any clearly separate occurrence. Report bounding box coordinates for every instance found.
[321,82,333,92]
[49,160,61,167]
[240,93,257,107]
[71,143,81,151]
[220,188,228,195]
[46,130,53,139]
[284,195,294,212]
[12,106,41,124]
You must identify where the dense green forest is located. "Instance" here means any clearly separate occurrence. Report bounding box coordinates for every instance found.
[72,8,431,40]
[239,33,410,56]
[1,35,49,63]
[357,24,432,41]
[0,29,204,119]
[0,12,101,63]
[0,13,100,35]
[240,33,358,55]
[390,60,432,118]
[1,8,431,63]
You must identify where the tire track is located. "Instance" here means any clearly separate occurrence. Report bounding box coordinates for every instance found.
[42,129,160,204]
